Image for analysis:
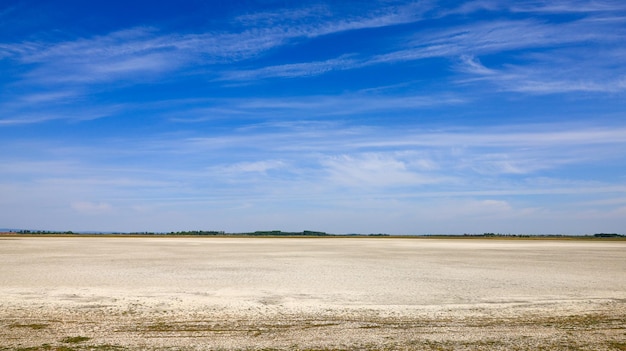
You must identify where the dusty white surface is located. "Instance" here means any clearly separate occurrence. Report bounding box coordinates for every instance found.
[1,236,625,350]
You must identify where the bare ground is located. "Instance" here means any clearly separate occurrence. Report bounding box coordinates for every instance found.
[1,237,624,350]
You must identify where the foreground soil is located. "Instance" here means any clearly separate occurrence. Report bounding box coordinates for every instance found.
[1,237,625,350]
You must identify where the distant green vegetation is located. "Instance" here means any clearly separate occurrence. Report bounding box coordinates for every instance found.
[4,230,623,238]
[429,233,626,239]
[475,232,625,238]
[60,336,90,344]
[245,230,330,236]
[166,230,225,235]
[139,230,332,236]
[593,233,623,237]
[16,230,75,235]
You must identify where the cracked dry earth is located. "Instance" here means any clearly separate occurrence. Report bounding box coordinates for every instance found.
[1,236,625,350]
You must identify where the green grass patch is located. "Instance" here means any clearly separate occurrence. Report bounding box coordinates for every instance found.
[7,343,126,351]
[9,323,49,330]
[608,341,626,350]
[60,336,90,344]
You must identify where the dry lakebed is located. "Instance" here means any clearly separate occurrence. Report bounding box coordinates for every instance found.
[0,236,624,350]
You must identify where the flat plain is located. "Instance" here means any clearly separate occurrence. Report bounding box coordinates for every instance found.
[0,236,624,350]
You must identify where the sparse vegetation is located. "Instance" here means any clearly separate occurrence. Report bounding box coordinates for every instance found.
[3,344,126,351]
[607,341,626,350]
[4,229,625,238]
[60,336,90,344]
[2,236,623,350]
[10,323,48,330]
[15,230,75,235]
[594,233,624,238]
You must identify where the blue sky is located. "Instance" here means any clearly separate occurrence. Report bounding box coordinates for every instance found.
[1,0,625,234]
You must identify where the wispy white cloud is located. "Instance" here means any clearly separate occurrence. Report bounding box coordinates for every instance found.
[153,122,626,201]
[39,177,176,188]
[444,0,626,15]
[509,78,626,94]
[71,201,113,215]
[12,28,188,84]
[234,5,330,27]
[218,56,359,81]
[233,2,431,38]
[372,17,619,65]
[454,46,626,94]
[138,125,626,178]
[454,55,497,75]
[217,12,625,85]
[0,103,121,125]
[510,0,626,13]
[0,0,621,111]
[2,121,625,233]
[350,125,626,149]
[14,90,81,104]
[0,160,82,177]
[1,2,432,86]
[1,1,625,233]
[321,153,446,188]
[165,92,466,122]
[216,160,287,174]
[221,19,568,81]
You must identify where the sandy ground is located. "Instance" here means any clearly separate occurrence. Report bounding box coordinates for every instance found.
[0,236,624,350]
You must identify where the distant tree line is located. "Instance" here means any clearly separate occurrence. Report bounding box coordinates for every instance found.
[9,230,623,238]
[593,233,624,237]
[16,230,74,234]
[243,230,329,236]
[465,233,625,238]
[167,230,225,235]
